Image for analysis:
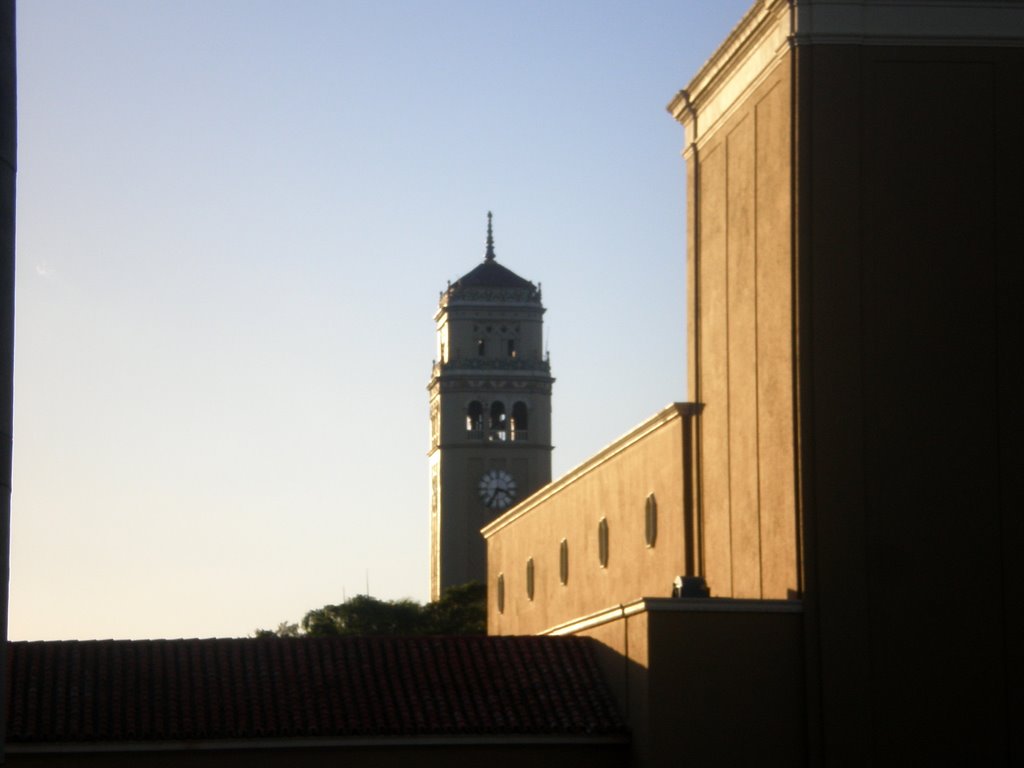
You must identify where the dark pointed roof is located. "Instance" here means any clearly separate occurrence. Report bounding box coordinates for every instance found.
[6,635,626,743]
[455,259,535,290]
[449,212,538,294]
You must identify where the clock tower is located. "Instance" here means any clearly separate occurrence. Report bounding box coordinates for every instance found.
[428,213,553,600]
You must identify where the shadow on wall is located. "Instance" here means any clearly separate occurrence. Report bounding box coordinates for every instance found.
[579,602,805,768]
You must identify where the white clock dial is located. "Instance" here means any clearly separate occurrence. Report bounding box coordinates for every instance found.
[478,469,517,510]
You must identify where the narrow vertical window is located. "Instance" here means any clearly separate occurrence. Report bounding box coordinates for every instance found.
[510,401,529,441]
[645,493,658,548]
[598,518,609,568]
[466,401,483,433]
[507,339,516,358]
[559,539,569,585]
[477,339,486,356]
[497,573,505,614]
[526,557,535,600]
[489,401,507,441]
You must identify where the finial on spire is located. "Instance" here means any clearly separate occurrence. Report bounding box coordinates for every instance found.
[485,211,496,261]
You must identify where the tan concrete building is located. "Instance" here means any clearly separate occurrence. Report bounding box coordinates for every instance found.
[485,404,703,637]
[486,1,1023,764]
[5,2,1020,766]
[484,403,805,766]
[428,214,553,600]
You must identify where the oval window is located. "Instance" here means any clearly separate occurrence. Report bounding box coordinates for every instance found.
[559,539,569,585]
[598,518,609,568]
[645,493,657,548]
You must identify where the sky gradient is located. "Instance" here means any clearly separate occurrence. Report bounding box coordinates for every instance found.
[12,0,751,640]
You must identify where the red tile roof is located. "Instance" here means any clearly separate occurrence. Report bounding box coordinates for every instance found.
[7,635,625,743]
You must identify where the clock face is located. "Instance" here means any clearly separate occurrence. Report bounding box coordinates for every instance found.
[478,469,517,510]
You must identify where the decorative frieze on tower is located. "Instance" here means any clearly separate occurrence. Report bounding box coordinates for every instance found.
[428,213,553,600]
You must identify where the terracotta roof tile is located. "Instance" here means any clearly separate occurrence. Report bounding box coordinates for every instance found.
[6,635,625,744]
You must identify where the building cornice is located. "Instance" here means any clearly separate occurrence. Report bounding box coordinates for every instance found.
[668,0,1024,148]
[541,597,803,637]
[431,440,553,453]
[428,379,554,399]
[790,1,1024,48]
[481,403,702,539]
[434,302,545,323]
[433,358,552,375]
[667,0,790,149]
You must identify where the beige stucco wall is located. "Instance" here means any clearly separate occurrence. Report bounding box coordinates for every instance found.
[479,2,1021,763]
[484,405,699,636]
[672,0,1024,761]
[686,47,798,602]
[569,600,803,768]
[792,41,1023,763]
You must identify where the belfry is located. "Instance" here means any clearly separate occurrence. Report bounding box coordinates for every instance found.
[427,213,553,600]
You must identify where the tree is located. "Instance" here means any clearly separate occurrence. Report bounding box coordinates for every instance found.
[254,621,299,639]
[301,595,423,637]
[253,582,486,638]
[422,581,486,635]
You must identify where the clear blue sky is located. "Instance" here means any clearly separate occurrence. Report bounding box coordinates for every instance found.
[11,0,751,640]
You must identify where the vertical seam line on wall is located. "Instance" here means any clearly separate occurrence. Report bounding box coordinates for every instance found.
[622,606,630,720]
[857,47,878,757]
[691,108,706,593]
[789,43,805,599]
[790,38,818,763]
[724,134,734,598]
[753,101,764,599]
[989,61,1010,732]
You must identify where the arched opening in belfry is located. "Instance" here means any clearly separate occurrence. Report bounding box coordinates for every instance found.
[511,401,529,441]
[489,401,507,441]
[466,401,483,433]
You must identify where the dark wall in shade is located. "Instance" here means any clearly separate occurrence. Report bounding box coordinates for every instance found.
[795,44,1024,764]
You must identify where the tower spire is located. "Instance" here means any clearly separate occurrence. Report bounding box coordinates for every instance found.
[485,211,496,261]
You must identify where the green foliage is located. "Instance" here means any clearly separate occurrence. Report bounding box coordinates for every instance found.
[253,582,486,638]
[253,621,300,638]
[421,581,486,635]
[302,595,424,637]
